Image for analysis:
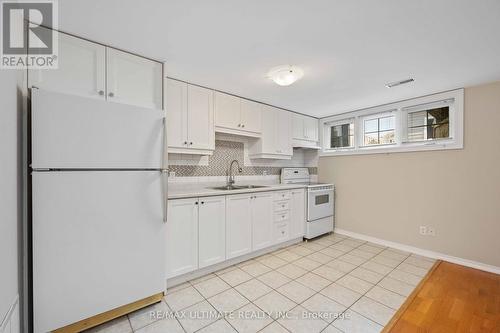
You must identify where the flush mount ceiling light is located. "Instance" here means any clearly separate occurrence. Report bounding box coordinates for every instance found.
[267,65,304,86]
[385,78,415,88]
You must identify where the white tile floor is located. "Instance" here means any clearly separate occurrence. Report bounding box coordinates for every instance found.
[85,233,435,333]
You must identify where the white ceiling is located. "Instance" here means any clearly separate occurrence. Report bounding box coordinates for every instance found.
[58,0,500,117]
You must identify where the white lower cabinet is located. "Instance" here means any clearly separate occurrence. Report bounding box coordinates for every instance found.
[166,198,199,278]
[167,196,226,278]
[226,194,253,259]
[167,189,305,279]
[198,196,226,268]
[290,189,306,239]
[251,193,274,251]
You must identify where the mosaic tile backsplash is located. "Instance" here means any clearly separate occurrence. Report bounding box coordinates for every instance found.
[169,140,317,177]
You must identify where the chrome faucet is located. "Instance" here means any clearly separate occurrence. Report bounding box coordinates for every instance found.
[227,159,242,186]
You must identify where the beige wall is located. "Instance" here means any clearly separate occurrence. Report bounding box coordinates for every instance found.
[318,81,500,268]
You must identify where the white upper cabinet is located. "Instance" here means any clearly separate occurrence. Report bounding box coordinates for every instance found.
[28,28,106,100]
[240,99,262,134]
[276,109,293,155]
[166,78,214,155]
[304,116,319,142]
[29,28,162,110]
[187,84,215,151]
[251,193,274,251]
[106,48,163,110]
[215,92,240,130]
[215,92,262,137]
[198,196,226,269]
[249,105,292,159]
[166,78,187,149]
[166,198,199,278]
[292,114,320,147]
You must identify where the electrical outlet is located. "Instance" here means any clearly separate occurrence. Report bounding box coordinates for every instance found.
[169,171,176,178]
[419,226,427,235]
[427,227,436,236]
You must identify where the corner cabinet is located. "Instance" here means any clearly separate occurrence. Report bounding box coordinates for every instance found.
[28,27,163,110]
[215,92,262,137]
[248,105,292,159]
[166,78,215,155]
[166,196,226,278]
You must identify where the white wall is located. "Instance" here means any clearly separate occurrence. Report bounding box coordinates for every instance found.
[0,70,21,331]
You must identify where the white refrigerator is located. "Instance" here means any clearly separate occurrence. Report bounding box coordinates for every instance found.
[31,89,168,332]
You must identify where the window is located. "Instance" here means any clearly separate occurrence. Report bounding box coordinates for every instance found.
[406,106,449,142]
[362,114,395,146]
[319,89,463,156]
[330,122,354,148]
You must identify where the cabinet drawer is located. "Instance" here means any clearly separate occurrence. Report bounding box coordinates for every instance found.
[274,211,289,222]
[274,222,289,244]
[274,200,290,212]
[273,191,291,201]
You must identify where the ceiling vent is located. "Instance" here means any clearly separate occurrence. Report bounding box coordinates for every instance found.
[385,78,415,88]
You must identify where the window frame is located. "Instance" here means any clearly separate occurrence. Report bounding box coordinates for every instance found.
[319,89,464,156]
[359,110,397,148]
[323,118,356,152]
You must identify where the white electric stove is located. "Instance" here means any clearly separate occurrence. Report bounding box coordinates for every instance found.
[281,168,335,239]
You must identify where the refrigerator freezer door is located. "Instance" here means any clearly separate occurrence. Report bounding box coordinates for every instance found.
[32,171,166,333]
[31,89,165,169]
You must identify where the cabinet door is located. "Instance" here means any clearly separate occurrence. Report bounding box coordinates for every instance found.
[166,78,188,149]
[166,198,198,278]
[276,109,293,155]
[226,194,252,259]
[304,116,319,141]
[240,99,262,134]
[292,114,305,140]
[187,85,214,150]
[290,189,306,239]
[28,28,106,99]
[198,196,226,268]
[259,105,278,154]
[215,92,240,130]
[106,48,162,109]
[251,193,274,251]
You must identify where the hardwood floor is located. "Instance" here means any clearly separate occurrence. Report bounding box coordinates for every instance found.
[385,261,500,332]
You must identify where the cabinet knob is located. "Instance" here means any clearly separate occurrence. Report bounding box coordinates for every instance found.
[190,142,193,145]
[201,201,204,204]
[237,124,241,127]
[195,201,198,205]
[184,141,188,145]
[108,92,114,97]
[98,90,104,96]
[241,124,245,128]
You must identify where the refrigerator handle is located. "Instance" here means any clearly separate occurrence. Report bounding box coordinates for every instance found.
[161,168,168,223]
[162,116,169,223]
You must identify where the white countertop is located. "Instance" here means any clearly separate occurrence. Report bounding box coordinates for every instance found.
[168,181,308,199]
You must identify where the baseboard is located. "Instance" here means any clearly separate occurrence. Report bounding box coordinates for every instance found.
[0,295,19,333]
[335,228,500,275]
